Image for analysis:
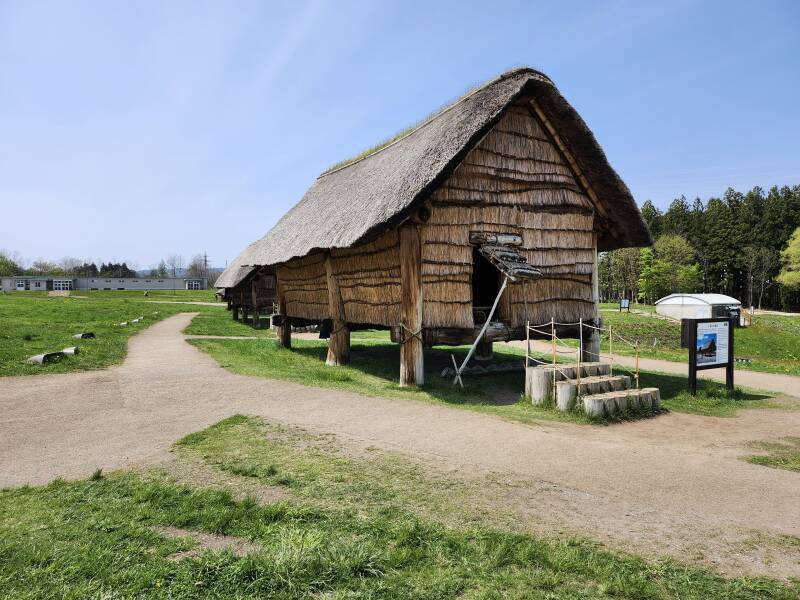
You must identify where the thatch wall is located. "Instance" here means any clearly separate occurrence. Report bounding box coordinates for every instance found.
[276,253,328,320]
[277,99,597,332]
[278,231,401,326]
[421,101,595,329]
[330,229,401,325]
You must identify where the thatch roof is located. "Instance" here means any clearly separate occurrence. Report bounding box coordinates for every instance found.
[215,247,257,289]
[240,67,650,266]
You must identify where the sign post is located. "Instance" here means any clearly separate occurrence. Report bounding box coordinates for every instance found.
[619,298,630,313]
[684,317,734,394]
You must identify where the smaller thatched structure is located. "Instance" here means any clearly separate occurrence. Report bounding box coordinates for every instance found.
[216,257,276,327]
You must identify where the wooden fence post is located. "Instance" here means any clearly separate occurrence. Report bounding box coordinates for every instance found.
[324,255,350,366]
[399,224,424,386]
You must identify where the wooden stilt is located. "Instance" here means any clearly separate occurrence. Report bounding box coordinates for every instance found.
[583,235,601,362]
[474,340,493,361]
[251,280,259,329]
[232,305,240,321]
[324,255,350,366]
[277,282,291,348]
[399,223,424,386]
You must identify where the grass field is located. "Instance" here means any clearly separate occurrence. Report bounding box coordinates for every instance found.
[183,311,274,337]
[0,293,219,376]
[189,327,783,420]
[69,289,219,302]
[2,415,797,599]
[596,304,800,376]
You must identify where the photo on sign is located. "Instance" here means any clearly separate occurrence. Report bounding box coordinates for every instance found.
[696,332,718,364]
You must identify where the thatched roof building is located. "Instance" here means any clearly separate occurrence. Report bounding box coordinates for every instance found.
[225,67,650,385]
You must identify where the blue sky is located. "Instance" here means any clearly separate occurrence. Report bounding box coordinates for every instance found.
[1,0,798,269]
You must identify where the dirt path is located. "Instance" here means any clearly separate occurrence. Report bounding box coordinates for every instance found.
[508,339,800,396]
[1,313,799,577]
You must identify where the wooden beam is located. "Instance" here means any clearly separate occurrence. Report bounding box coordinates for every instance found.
[528,100,608,220]
[399,223,424,386]
[324,255,350,366]
[276,280,291,348]
[232,304,239,321]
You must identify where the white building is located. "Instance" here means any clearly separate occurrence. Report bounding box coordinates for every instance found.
[1,276,207,292]
[655,293,742,322]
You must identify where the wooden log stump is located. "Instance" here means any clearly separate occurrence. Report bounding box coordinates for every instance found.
[555,381,577,412]
[639,390,653,411]
[603,393,619,416]
[583,396,605,418]
[595,363,611,376]
[627,391,641,411]
[615,393,629,414]
[526,367,552,405]
[232,305,240,321]
[399,224,424,386]
[644,387,661,411]
[582,364,598,377]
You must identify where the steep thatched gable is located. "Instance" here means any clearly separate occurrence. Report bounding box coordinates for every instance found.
[237,67,650,267]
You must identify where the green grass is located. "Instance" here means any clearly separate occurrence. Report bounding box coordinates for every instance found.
[189,327,780,421]
[182,311,274,337]
[745,437,800,472]
[70,289,219,302]
[2,418,798,598]
[0,294,217,376]
[595,304,800,376]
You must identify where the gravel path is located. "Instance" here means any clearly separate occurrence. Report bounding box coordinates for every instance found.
[2,313,799,577]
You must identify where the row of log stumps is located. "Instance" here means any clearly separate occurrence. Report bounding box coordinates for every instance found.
[525,362,661,419]
[27,344,83,365]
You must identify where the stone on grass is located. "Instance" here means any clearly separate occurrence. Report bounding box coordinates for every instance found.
[72,332,95,339]
[62,346,79,355]
[26,352,64,365]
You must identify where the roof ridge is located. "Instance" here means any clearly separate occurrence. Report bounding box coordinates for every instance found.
[318,67,548,179]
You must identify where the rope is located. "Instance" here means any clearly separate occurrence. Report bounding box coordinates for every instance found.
[397,322,423,345]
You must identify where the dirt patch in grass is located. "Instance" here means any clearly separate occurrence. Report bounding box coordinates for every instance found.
[154,526,261,560]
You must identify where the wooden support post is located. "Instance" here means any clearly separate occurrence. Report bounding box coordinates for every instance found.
[584,235,601,362]
[251,280,259,329]
[232,305,240,321]
[474,340,493,361]
[276,281,291,348]
[399,223,424,386]
[241,306,248,323]
[324,255,350,366]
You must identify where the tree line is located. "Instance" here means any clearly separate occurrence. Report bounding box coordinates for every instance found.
[600,184,800,310]
[0,251,218,284]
